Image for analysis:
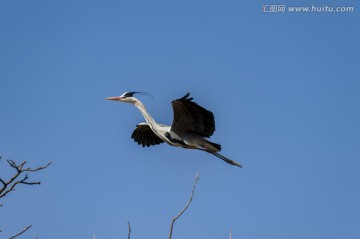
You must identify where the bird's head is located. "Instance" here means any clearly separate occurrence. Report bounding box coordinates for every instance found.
[106,91,152,104]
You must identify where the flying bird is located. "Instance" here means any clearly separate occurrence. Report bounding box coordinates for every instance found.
[106,92,242,167]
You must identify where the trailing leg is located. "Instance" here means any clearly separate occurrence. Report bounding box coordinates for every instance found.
[209,151,242,167]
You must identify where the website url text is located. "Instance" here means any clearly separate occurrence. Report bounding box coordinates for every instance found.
[261,5,355,13]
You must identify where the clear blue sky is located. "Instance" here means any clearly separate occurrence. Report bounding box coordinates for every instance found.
[1,0,359,238]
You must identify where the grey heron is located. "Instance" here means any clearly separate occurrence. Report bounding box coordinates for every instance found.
[106,92,242,167]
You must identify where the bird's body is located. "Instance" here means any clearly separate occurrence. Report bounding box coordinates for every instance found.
[106,92,241,167]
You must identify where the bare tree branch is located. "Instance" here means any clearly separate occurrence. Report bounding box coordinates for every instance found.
[168,172,199,239]
[230,230,233,239]
[127,222,131,239]
[8,224,32,239]
[1,156,51,238]
[0,160,51,201]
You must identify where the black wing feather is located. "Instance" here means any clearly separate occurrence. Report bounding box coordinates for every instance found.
[131,123,164,147]
[171,93,215,138]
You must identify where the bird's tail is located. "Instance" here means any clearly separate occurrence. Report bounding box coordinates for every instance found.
[209,152,242,167]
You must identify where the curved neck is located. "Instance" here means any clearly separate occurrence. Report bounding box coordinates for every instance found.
[133,99,158,130]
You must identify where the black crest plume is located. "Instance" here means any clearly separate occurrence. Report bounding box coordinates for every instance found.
[122,91,153,98]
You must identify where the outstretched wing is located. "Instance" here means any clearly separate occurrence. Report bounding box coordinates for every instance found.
[170,93,215,138]
[131,123,164,147]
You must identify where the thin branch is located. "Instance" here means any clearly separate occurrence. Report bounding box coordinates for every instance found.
[8,224,32,239]
[0,161,51,200]
[0,157,50,239]
[7,160,24,172]
[127,221,131,239]
[168,172,199,239]
[23,162,52,172]
[0,178,6,186]
[230,230,233,239]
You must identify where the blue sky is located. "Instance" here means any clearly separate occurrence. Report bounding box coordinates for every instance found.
[1,0,359,238]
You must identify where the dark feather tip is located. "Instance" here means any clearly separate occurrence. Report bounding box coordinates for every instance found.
[122,91,153,98]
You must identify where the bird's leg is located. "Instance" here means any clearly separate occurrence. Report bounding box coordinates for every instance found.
[187,146,242,167]
[209,152,242,167]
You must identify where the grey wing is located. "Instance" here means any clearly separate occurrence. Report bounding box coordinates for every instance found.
[131,123,164,147]
[171,93,215,138]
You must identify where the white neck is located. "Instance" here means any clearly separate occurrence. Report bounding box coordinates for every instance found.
[133,99,159,131]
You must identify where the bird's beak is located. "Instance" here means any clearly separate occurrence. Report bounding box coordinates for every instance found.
[105,96,122,101]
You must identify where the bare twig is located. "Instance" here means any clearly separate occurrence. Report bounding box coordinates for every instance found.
[1,157,51,239]
[230,230,233,239]
[0,160,51,200]
[127,222,131,239]
[168,172,200,239]
[8,224,32,239]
